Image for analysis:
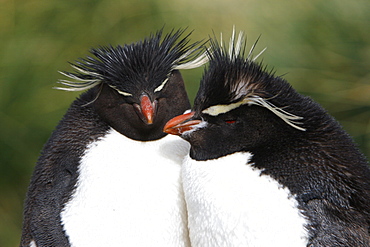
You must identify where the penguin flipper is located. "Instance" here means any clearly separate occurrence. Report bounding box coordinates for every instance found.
[20,152,78,247]
[304,198,370,246]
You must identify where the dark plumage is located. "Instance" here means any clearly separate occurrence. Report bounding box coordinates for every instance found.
[21,29,207,247]
[164,31,370,246]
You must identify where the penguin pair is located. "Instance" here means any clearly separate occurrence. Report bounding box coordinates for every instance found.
[164,31,370,246]
[20,29,208,247]
[21,28,370,247]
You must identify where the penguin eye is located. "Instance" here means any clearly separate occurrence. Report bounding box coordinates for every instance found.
[225,119,236,124]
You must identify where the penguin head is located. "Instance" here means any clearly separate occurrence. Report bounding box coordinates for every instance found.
[164,30,312,160]
[57,29,208,141]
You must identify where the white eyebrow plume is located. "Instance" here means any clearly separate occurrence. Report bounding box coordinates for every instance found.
[108,85,133,96]
[154,78,169,92]
[203,96,305,131]
[202,96,306,131]
[174,50,209,70]
[54,67,102,92]
[247,96,306,131]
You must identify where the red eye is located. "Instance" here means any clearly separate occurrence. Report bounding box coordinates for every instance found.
[225,120,236,124]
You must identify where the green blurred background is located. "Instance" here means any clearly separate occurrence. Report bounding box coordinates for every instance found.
[1,0,369,246]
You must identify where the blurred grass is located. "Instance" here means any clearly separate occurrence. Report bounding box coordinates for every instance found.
[0,0,369,246]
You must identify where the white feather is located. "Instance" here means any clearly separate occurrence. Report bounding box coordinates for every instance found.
[55,71,101,92]
[251,47,267,61]
[234,30,245,57]
[182,152,308,247]
[218,27,266,61]
[202,96,306,131]
[29,240,37,247]
[174,51,209,70]
[247,96,306,131]
[61,129,191,247]
[228,28,236,58]
[154,78,169,92]
[108,85,133,96]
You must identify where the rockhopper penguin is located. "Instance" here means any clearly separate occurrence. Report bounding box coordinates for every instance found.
[20,29,208,247]
[164,30,370,246]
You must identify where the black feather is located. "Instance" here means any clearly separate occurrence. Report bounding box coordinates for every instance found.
[194,34,273,113]
[187,31,370,245]
[58,28,205,95]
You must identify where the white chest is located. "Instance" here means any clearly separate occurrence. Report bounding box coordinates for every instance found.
[182,152,308,247]
[61,129,191,247]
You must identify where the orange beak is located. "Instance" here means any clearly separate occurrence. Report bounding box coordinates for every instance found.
[163,111,202,135]
[140,94,155,125]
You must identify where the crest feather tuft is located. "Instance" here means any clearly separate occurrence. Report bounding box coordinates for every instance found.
[55,29,209,92]
[197,28,306,131]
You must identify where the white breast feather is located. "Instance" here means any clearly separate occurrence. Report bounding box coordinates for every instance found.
[182,152,308,247]
[61,129,191,247]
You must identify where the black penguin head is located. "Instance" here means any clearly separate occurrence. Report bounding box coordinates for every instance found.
[57,29,208,141]
[164,30,318,160]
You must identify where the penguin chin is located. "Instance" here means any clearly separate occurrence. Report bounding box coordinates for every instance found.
[115,126,167,142]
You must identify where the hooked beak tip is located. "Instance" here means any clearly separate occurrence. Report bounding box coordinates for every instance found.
[163,112,201,135]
